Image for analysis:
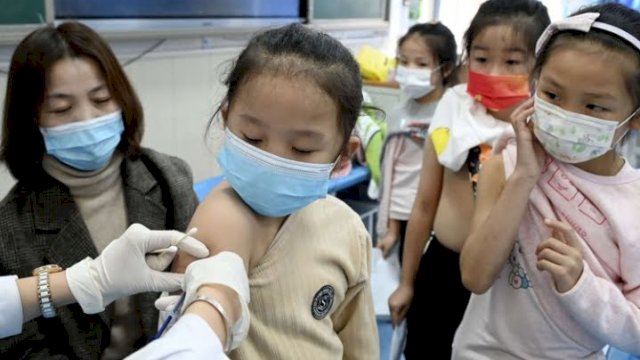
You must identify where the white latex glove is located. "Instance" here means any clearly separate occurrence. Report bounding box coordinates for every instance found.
[66,223,209,314]
[155,251,250,352]
[144,227,202,271]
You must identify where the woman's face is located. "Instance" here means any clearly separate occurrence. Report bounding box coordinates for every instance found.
[39,56,120,128]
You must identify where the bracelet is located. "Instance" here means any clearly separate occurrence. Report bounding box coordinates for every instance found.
[37,271,57,318]
[33,264,63,318]
[190,294,234,352]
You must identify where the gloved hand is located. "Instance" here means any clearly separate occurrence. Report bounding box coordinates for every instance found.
[155,251,250,352]
[66,223,209,314]
[144,227,201,271]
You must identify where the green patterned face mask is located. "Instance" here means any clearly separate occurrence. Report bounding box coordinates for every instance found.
[532,94,638,164]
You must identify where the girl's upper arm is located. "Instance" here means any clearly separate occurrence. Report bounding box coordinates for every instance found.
[460,153,510,293]
[416,138,444,211]
[172,188,253,274]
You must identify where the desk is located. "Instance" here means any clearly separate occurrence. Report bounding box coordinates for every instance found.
[362,81,402,120]
[328,165,371,194]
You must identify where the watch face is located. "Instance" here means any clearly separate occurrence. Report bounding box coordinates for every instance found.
[32,264,63,276]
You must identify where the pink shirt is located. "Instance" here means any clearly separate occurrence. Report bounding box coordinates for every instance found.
[376,100,436,236]
[453,141,640,359]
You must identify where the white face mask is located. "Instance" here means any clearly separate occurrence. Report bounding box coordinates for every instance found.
[395,65,437,99]
[533,94,638,164]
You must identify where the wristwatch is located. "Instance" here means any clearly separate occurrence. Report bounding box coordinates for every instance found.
[32,264,63,318]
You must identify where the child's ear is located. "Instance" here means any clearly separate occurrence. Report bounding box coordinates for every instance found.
[341,135,360,160]
[458,62,469,84]
[529,80,538,97]
[631,112,640,130]
[332,136,360,174]
[221,103,229,126]
[442,63,454,83]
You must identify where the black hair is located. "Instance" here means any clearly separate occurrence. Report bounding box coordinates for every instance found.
[463,0,550,60]
[534,3,640,108]
[210,23,362,149]
[398,22,458,87]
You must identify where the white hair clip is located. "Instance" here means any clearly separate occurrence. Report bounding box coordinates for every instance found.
[536,12,640,55]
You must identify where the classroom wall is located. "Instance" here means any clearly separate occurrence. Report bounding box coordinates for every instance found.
[0,35,388,197]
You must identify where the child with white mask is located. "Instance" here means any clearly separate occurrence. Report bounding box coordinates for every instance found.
[458,3,640,358]
[395,63,439,100]
[375,22,458,261]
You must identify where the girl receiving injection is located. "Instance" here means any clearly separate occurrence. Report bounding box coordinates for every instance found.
[170,23,379,359]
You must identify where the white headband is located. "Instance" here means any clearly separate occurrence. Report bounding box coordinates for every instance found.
[535,12,640,55]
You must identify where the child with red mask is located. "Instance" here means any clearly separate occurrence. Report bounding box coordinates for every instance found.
[387,1,550,358]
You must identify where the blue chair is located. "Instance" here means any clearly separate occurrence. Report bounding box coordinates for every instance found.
[328,165,371,193]
[193,175,224,202]
[607,347,640,360]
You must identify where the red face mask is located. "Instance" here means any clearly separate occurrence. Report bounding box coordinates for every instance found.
[467,70,529,111]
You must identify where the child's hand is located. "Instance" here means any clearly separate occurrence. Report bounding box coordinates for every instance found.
[388,284,413,326]
[512,98,544,182]
[536,219,584,293]
[376,232,398,258]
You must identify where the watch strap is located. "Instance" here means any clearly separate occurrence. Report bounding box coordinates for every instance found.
[33,264,62,319]
[37,271,57,318]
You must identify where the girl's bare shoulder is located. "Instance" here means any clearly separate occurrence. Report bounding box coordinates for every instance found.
[188,182,257,268]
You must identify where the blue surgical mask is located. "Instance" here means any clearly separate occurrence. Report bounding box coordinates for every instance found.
[40,111,125,171]
[217,128,336,217]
